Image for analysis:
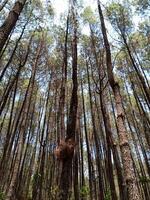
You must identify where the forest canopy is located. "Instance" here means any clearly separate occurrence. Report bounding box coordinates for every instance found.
[0,0,149,200]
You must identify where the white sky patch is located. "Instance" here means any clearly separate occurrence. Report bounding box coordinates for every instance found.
[52,0,68,17]
[42,0,141,36]
[51,0,97,16]
[50,0,99,35]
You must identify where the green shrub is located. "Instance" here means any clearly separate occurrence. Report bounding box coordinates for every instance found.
[0,190,5,200]
[139,176,150,183]
[80,185,90,199]
[104,188,111,200]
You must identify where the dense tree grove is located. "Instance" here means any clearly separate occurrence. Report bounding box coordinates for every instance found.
[0,0,149,200]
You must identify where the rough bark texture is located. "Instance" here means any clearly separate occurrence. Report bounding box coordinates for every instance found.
[57,14,69,142]
[59,3,78,199]
[99,93,127,200]
[0,16,29,82]
[97,0,141,199]
[0,0,26,52]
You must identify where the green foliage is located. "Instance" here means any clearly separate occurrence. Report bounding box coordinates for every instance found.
[80,185,90,199]
[139,176,150,183]
[0,0,149,199]
[32,172,41,185]
[82,6,97,24]
[0,190,5,200]
[107,3,132,35]
[104,188,111,200]
[33,0,43,7]
[139,19,150,37]
[50,186,59,200]
[47,4,55,18]
[132,0,150,13]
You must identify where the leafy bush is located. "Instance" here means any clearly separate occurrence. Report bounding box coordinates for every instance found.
[80,185,90,199]
[139,176,150,183]
[50,186,59,200]
[104,188,111,200]
[0,190,5,200]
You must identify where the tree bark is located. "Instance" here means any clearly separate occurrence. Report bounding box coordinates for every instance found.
[97,1,141,199]
[5,38,42,200]
[0,16,30,81]
[59,2,78,199]
[0,0,26,52]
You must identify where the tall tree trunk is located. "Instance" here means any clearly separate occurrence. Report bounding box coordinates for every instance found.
[0,36,32,182]
[5,39,43,200]
[73,118,79,200]
[57,14,69,141]
[0,16,30,81]
[97,1,141,199]
[80,79,94,200]
[122,36,150,104]
[0,0,26,52]
[99,91,127,200]
[86,60,105,200]
[89,27,122,199]
[59,2,78,199]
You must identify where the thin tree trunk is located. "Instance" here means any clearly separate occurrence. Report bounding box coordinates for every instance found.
[80,79,93,200]
[86,60,105,200]
[0,16,30,81]
[0,36,32,182]
[122,36,150,104]
[5,39,43,200]
[0,0,9,11]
